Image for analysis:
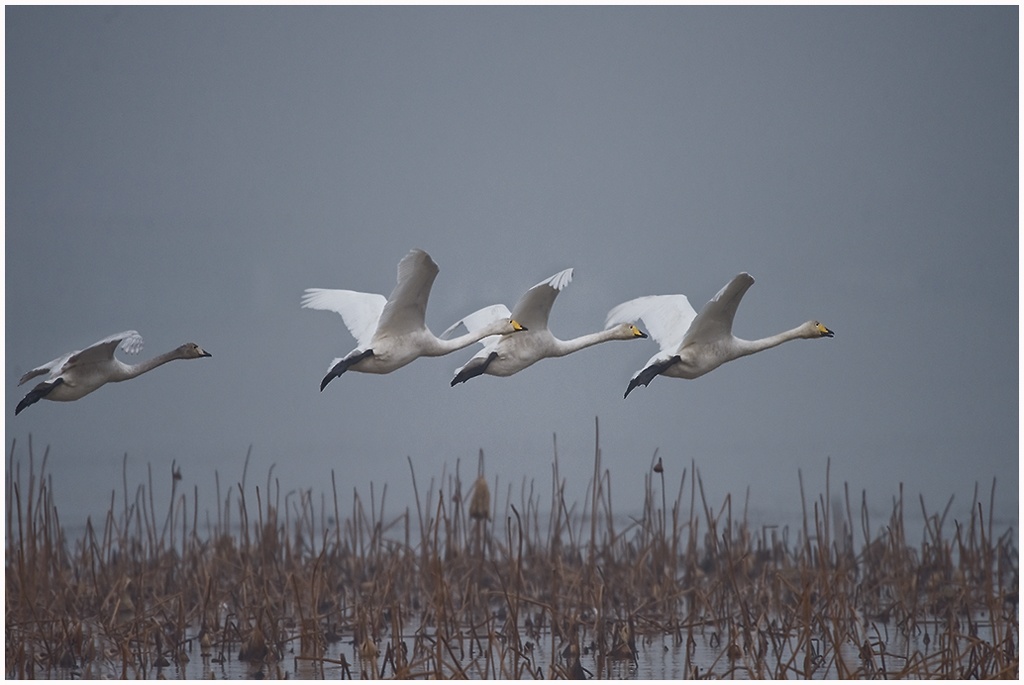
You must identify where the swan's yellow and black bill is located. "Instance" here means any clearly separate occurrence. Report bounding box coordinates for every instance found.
[816,322,834,338]
[631,325,648,339]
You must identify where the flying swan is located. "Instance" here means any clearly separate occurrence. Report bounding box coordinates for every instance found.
[606,272,833,398]
[15,330,211,415]
[302,248,526,391]
[446,268,647,386]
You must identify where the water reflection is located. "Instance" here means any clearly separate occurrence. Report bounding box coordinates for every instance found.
[92,616,1006,680]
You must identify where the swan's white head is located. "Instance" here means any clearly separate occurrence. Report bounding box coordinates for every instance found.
[805,321,834,339]
[607,323,648,340]
[179,343,213,358]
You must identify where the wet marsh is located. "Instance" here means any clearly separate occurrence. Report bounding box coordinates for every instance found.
[5,436,1018,679]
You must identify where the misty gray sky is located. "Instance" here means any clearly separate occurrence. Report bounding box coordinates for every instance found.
[5,7,1018,529]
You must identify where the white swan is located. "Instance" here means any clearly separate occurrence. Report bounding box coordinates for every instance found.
[302,248,526,391]
[606,272,833,398]
[15,330,211,415]
[446,268,647,386]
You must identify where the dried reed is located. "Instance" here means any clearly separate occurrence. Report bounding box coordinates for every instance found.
[5,427,1018,679]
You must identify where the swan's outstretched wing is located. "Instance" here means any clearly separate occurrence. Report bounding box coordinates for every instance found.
[68,330,143,366]
[377,249,439,337]
[19,355,68,385]
[606,295,697,354]
[509,268,573,331]
[302,289,387,349]
[680,273,755,348]
[20,330,142,385]
[440,304,513,342]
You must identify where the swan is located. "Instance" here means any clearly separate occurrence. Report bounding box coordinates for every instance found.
[15,330,211,415]
[302,248,526,391]
[606,272,833,398]
[445,268,647,386]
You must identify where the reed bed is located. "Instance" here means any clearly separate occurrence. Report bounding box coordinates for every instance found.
[5,427,1018,679]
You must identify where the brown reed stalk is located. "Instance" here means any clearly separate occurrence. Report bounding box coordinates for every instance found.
[4,432,1017,680]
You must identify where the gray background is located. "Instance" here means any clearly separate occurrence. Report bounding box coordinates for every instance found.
[6,7,1017,528]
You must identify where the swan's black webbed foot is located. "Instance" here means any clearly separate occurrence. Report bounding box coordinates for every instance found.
[320,350,374,391]
[623,357,679,398]
[451,352,497,387]
[15,377,64,415]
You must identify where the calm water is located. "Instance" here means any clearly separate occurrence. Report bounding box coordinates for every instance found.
[58,614,1010,680]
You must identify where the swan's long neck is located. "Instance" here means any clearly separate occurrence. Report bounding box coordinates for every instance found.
[115,348,190,381]
[549,328,621,357]
[730,326,808,360]
[423,327,498,357]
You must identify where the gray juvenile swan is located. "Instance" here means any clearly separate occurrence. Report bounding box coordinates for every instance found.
[446,268,646,386]
[15,330,211,415]
[302,248,525,391]
[606,273,833,398]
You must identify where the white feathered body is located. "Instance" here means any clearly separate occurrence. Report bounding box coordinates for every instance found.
[330,327,465,375]
[465,329,560,377]
[42,358,137,401]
